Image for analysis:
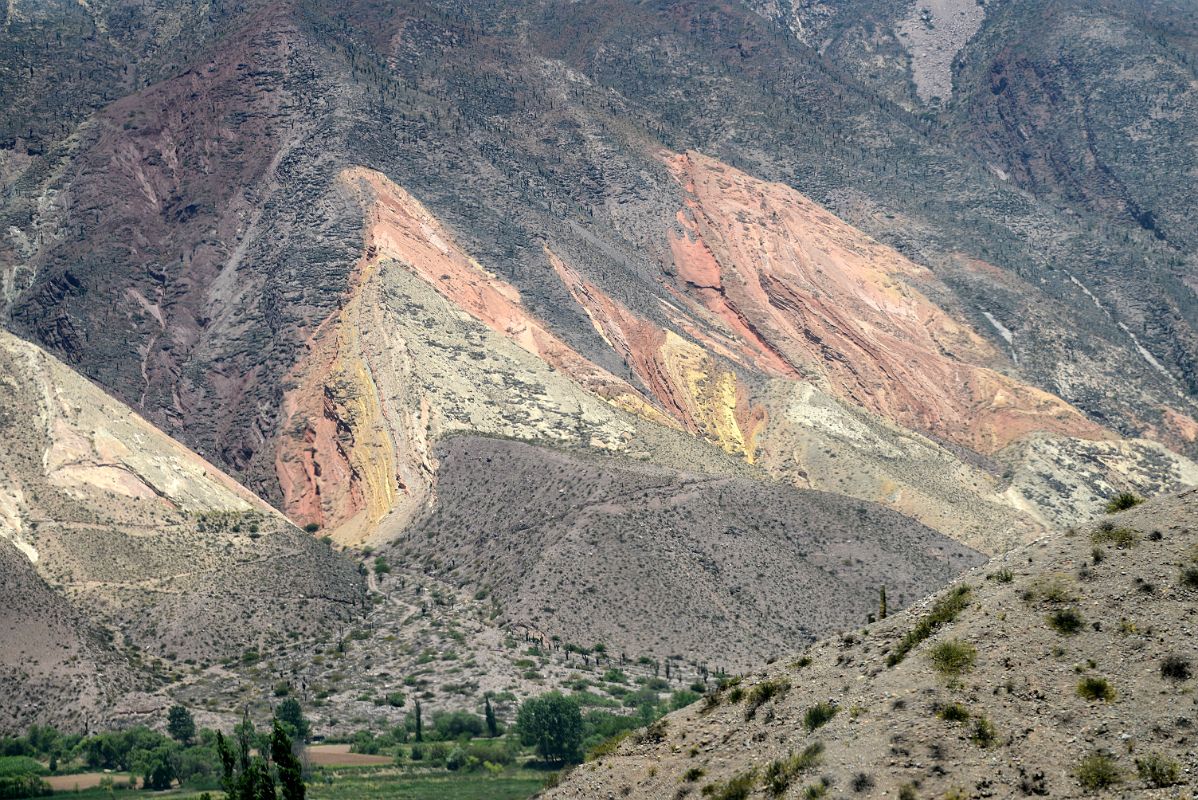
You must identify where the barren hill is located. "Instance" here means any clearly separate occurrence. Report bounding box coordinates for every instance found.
[391,435,986,671]
[0,328,365,729]
[549,492,1198,798]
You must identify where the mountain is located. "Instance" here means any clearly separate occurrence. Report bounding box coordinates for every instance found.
[548,491,1198,798]
[3,0,1198,749]
[0,328,365,730]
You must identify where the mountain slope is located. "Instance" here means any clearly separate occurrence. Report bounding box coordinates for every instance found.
[0,328,365,677]
[549,492,1198,798]
[389,435,986,671]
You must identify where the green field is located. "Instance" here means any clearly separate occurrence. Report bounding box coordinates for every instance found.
[39,766,548,800]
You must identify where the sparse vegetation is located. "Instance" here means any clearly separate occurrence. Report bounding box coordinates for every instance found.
[700,769,757,800]
[886,585,972,667]
[744,679,790,720]
[937,703,970,722]
[970,716,997,747]
[1135,753,1180,787]
[1105,493,1143,513]
[1076,677,1116,703]
[1075,752,1123,791]
[1160,654,1191,681]
[1092,522,1139,549]
[803,702,838,732]
[928,639,976,677]
[763,743,824,796]
[1047,607,1085,635]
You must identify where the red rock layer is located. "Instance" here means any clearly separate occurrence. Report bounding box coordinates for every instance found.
[661,150,1108,455]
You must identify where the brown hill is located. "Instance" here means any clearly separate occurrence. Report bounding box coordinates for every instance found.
[549,491,1198,798]
[0,329,365,685]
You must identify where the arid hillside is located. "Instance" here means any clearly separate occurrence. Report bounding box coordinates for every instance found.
[392,436,986,671]
[0,329,366,730]
[549,492,1198,798]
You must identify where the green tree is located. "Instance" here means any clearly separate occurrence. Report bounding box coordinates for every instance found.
[168,705,196,745]
[414,700,423,743]
[269,722,304,800]
[484,696,499,738]
[275,699,310,743]
[516,692,584,764]
[879,586,888,620]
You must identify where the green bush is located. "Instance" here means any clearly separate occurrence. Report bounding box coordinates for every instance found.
[1160,654,1191,680]
[887,585,971,667]
[970,716,997,747]
[1105,493,1143,513]
[937,703,970,722]
[1092,523,1139,549]
[1076,752,1122,791]
[1135,753,1180,787]
[803,702,838,732]
[1076,676,1116,702]
[1180,565,1198,589]
[763,743,823,796]
[929,639,976,676]
[700,770,757,800]
[744,679,790,720]
[1047,608,1085,635]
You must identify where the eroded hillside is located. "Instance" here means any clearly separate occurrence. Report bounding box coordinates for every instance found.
[549,492,1198,798]
[0,329,365,687]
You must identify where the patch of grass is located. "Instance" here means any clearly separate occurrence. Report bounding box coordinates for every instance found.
[987,568,1014,583]
[1076,676,1116,703]
[763,743,824,796]
[803,702,838,732]
[1105,492,1143,513]
[586,730,631,761]
[937,703,970,722]
[1092,523,1139,549]
[1022,574,1077,604]
[1160,654,1191,681]
[700,770,757,800]
[744,679,790,720]
[1135,753,1180,787]
[886,585,972,667]
[970,716,998,747]
[928,639,976,677]
[1075,752,1123,792]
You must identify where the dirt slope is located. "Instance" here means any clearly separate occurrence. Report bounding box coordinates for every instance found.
[393,436,985,671]
[0,328,365,673]
[549,492,1198,798]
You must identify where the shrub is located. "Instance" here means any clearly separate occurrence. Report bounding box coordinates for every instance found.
[898,783,918,800]
[1135,753,1180,787]
[1105,493,1143,513]
[1047,608,1085,635]
[802,779,831,799]
[1180,565,1198,589]
[1160,654,1191,681]
[929,640,976,677]
[970,717,997,747]
[851,773,875,792]
[700,770,756,800]
[1092,524,1139,549]
[887,585,972,667]
[803,703,838,732]
[763,743,824,796]
[683,767,705,782]
[1075,752,1122,791]
[988,569,1014,583]
[744,679,790,720]
[937,703,970,722]
[1076,677,1116,703]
